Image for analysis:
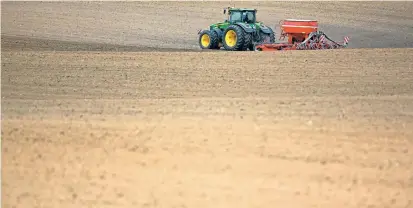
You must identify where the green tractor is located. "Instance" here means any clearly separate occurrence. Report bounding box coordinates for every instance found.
[198,7,275,51]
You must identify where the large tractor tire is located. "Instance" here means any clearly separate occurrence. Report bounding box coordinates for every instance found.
[259,27,275,44]
[243,32,254,51]
[199,30,219,49]
[223,25,246,51]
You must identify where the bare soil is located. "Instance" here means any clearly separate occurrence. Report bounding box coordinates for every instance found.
[1,1,413,208]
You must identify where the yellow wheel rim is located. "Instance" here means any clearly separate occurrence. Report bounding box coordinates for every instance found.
[225,30,237,47]
[201,34,210,47]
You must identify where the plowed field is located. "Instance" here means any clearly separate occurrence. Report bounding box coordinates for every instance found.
[2,2,413,208]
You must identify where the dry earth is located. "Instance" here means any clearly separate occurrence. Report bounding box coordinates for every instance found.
[1,1,413,208]
[2,1,413,49]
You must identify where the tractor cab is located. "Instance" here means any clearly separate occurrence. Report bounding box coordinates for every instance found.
[224,7,257,24]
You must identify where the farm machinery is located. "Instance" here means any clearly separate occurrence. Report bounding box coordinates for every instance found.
[198,7,349,51]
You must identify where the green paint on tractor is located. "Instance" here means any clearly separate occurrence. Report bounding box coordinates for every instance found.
[198,7,275,51]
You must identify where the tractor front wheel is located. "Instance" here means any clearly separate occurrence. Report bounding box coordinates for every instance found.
[223,25,246,51]
[199,30,219,49]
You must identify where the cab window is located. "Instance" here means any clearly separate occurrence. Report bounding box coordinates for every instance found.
[230,11,242,22]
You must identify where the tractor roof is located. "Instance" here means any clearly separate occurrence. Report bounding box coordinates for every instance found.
[229,7,256,12]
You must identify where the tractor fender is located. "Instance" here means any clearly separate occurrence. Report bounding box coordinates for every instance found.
[259,24,273,34]
[233,22,254,33]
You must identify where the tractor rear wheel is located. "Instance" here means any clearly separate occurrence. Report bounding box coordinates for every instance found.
[259,27,275,44]
[223,25,246,51]
[199,30,219,49]
[243,32,254,51]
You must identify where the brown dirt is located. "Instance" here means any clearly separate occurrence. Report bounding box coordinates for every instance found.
[1,1,413,208]
[2,1,413,49]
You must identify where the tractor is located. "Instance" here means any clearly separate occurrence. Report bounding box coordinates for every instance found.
[198,7,275,51]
